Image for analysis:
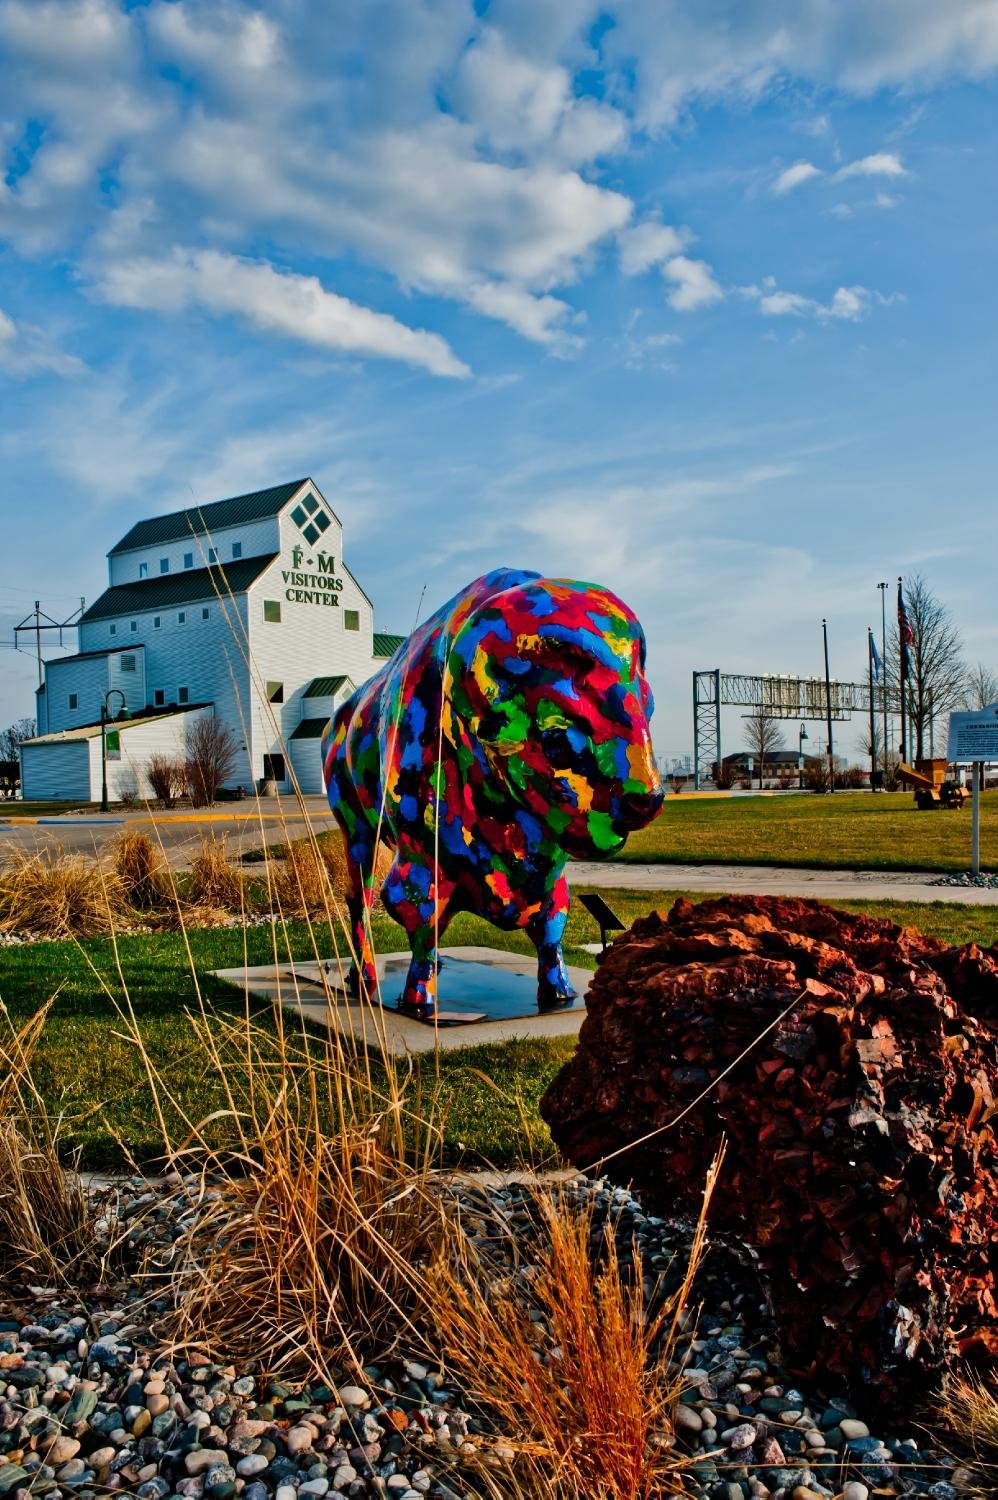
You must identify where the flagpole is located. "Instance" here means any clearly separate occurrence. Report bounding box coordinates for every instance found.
[897,576,907,764]
[822,618,834,793]
[878,581,889,782]
[868,627,877,789]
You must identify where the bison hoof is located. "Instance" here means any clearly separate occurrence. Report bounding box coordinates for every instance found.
[537,986,577,1012]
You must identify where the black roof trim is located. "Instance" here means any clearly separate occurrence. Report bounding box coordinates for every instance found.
[80,555,277,622]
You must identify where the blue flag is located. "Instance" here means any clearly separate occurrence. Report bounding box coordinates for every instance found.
[871,635,882,681]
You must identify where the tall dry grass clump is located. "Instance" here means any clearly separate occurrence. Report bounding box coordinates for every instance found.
[110,826,169,910]
[941,1372,998,1488]
[0,1002,96,1288]
[187,832,246,910]
[267,833,391,920]
[423,1159,720,1500]
[120,992,447,1380]
[0,844,127,937]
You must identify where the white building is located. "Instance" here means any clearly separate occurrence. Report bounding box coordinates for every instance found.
[21,477,403,801]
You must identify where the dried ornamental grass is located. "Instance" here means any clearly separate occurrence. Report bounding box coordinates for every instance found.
[941,1372,998,1488]
[0,1002,97,1288]
[110,827,170,910]
[0,845,127,937]
[423,1155,721,1500]
[187,832,246,911]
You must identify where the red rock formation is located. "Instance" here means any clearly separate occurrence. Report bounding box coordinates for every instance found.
[541,895,997,1406]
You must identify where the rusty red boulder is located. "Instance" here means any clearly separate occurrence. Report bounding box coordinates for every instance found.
[540,894,997,1407]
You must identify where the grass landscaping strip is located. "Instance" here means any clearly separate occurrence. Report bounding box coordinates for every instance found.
[621,788,998,872]
[2,888,996,1168]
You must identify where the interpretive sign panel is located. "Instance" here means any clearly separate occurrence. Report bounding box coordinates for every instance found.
[947,703,998,763]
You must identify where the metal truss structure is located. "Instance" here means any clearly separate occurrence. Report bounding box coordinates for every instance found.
[692,669,894,789]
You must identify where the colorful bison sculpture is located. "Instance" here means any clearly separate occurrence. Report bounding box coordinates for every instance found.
[322,568,663,1019]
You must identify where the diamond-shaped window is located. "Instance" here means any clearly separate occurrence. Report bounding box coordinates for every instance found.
[315,510,330,533]
[291,503,308,527]
[302,494,318,516]
[302,521,320,545]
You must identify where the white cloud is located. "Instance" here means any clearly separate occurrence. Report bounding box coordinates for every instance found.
[462,281,582,351]
[618,218,689,275]
[94,250,470,378]
[754,280,880,321]
[834,151,907,180]
[0,307,85,376]
[875,192,900,208]
[772,160,823,194]
[663,256,724,312]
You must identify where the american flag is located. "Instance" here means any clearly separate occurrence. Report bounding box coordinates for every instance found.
[898,580,914,673]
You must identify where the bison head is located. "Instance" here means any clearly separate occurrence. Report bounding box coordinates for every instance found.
[443,577,663,858]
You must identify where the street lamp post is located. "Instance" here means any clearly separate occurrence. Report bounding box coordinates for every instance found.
[798,723,808,789]
[100,689,128,813]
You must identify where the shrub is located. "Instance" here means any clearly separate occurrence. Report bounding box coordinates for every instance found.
[185,716,239,807]
[148,753,185,807]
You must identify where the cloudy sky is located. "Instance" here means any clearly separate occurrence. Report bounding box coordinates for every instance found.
[2,0,997,764]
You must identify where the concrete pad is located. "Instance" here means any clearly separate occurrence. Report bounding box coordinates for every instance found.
[213,945,591,1055]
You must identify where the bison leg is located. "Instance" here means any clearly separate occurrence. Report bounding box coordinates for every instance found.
[382,843,451,1020]
[528,870,577,1010]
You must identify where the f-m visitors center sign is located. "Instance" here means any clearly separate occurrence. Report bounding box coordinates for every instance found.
[283,547,345,607]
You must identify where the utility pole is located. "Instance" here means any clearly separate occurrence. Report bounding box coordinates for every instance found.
[822,618,835,793]
[14,599,86,687]
[867,627,877,788]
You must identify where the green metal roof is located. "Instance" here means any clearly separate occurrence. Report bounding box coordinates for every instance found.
[291,717,330,740]
[24,706,205,745]
[108,479,309,556]
[304,675,349,697]
[373,632,406,659]
[80,555,277,622]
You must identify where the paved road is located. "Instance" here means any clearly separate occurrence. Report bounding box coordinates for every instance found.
[0,803,992,903]
[0,796,333,866]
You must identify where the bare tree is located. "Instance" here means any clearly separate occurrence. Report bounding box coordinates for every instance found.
[0,718,35,761]
[185,717,238,807]
[889,575,965,761]
[962,663,998,710]
[744,709,785,789]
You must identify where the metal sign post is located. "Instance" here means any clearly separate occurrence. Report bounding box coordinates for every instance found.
[947,703,998,875]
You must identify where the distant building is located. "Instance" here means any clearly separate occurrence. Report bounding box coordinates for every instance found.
[716,750,814,788]
[20,478,403,801]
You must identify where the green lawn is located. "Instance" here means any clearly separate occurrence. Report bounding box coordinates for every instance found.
[4,888,996,1170]
[617,789,997,872]
[0,801,93,819]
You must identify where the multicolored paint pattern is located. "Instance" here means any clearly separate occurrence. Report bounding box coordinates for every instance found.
[322,568,663,1019]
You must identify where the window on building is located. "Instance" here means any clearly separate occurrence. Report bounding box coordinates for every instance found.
[344,609,360,631]
[178,611,186,624]
[201,606,210,620]
[232,541,242,558]
[69,693,78,710]
[178,686,189,704]
[130,620,138,632]
[138,562,148,578]
[266,680,284,704]
[159,557,169,574]
[207,547,218,564]
[153,616,161,629]
[109,623,116,635]
[120,655,136,673]
[154,689,165,707]
[184,552,194,569]
[263,753,286,782]
[263,600,281,623]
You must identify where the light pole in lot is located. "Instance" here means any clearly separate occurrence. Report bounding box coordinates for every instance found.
[100,689,129,813]
[798,723,808,789]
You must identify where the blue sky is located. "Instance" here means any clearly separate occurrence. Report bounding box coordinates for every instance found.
[2,0,997,764]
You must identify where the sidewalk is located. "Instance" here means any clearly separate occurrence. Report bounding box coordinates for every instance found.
[570,860,998,906]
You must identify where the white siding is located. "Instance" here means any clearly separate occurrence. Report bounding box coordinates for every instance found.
[44,656,111,730]
[87,705,212,801]
[290,736,325,795]
[20,741,92,802]
[107,516,282,585]
[245,552,377,790]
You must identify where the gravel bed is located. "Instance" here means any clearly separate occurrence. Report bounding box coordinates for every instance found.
[929,872,998,890]
[0,1177,976,1500]
[0,914,284,948]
